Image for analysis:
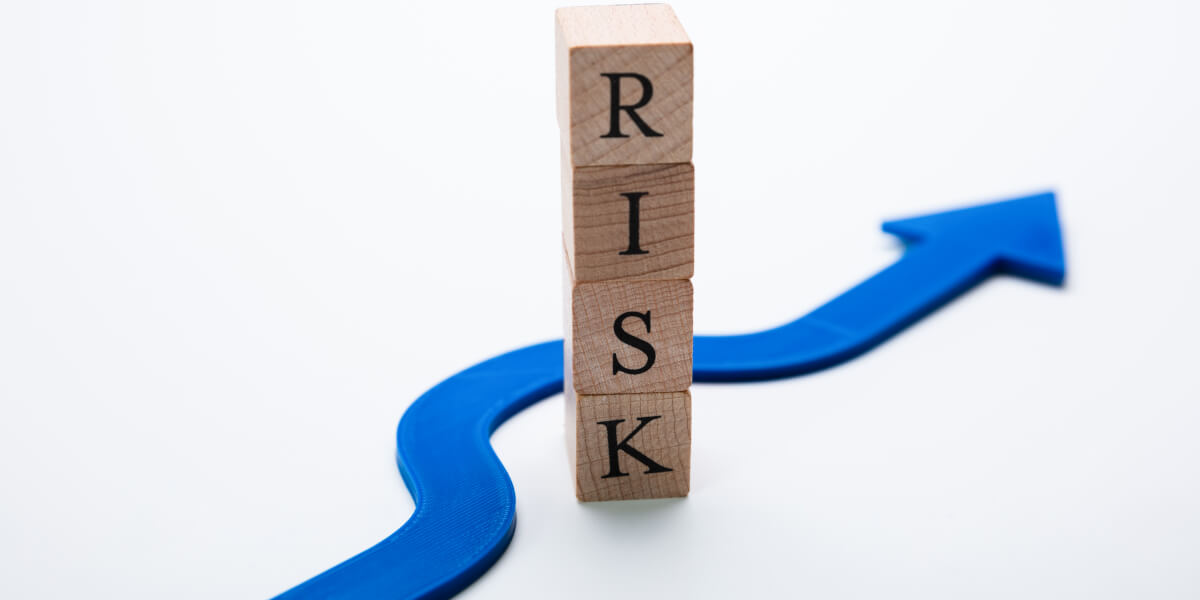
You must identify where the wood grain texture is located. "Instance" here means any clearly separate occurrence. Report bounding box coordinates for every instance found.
[564,161,694,282]
[556,4,692,166]
[566,270,693,394]
[567,388,691,502]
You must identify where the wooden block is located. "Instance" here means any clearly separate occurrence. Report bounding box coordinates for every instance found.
[565,269,693,394]
[563,160,694,282]
[556,4,692,166]
[567,388,691,502]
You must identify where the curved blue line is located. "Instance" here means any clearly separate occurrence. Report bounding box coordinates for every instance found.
[276,193,1065,599]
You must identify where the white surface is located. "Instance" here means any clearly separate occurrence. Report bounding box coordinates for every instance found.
[1,1,1198,598]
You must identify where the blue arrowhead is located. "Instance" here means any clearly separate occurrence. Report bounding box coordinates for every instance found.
[882,191,1066,285]
[693,191,1068,381]
[277,191,1069,599]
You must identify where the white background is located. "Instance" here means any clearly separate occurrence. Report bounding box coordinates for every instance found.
[2,1,1198,598]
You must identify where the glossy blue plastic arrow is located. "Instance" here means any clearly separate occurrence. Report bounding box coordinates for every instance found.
[277,192,1065,600]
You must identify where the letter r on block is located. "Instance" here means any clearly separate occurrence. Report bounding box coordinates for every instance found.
[556,4,693,166]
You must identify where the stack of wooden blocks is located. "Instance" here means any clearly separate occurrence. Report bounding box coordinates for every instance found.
[557,4,694,502]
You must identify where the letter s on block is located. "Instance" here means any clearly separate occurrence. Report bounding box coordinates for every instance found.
[612,310,655,375]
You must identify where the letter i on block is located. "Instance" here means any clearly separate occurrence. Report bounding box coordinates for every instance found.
[557,4,694,502]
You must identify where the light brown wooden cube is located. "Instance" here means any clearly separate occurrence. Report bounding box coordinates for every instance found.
[567,388,691,502]
[565,272,693,394]
[563,161,694,282]
[556,4,692,166]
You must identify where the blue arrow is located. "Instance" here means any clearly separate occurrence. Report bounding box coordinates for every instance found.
[276,192,1065,600]
[695,191,1065,381]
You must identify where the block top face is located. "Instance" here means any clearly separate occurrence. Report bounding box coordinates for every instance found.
[557,4,693,166]
[555,4,690,48]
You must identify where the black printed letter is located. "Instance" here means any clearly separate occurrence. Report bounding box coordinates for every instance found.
[598,416,673,478]
[612,310,655,375]
[618,192,650,256]
[600,73,664,138]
